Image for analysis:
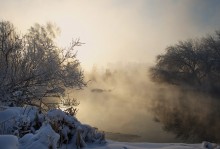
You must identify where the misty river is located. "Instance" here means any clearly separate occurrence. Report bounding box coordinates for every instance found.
[75,87,179,143]
[70,64,220,143]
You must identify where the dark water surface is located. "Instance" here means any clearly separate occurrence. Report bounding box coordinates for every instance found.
[73,87,220,143]
[74,87,180,143]
[70,66,220,143]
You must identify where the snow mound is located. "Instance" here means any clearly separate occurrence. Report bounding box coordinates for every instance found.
[0,106,105,148]
[47,109,106,148]
[47,108,80,127]
[202,141,220,149]
[0,135,18,149]
[0,107,22,123]
[19,122,60,149]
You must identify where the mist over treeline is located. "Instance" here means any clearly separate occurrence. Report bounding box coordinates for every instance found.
[148,29,220,142]
[150,30,220,97]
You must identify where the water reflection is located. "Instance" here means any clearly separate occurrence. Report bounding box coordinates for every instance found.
[66,64,220,143]
[74,87,179,142]
[150,88,220,143]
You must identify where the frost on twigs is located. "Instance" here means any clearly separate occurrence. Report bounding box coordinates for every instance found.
[47,109,106,148]
[0,21,86,107]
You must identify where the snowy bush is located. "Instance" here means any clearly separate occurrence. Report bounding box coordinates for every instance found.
[0,106,106,148]
[0,21,86,106]
[0,106,45,137]
[19,122,60,149]
[47,109,106,147]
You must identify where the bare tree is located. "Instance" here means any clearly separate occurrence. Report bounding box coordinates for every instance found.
[0,21,86,105]
[150,30,220,96]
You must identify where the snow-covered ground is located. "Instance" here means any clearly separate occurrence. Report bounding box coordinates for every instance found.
[86,140,214,149]
[0,106,219,149]
[0,135,218,149]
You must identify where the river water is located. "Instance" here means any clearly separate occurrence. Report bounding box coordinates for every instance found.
[67,66,220,143]
[73,87,220,143]
[74,88,178,142]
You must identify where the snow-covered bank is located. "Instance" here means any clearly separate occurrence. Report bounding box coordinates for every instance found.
[0,106,105,149]
[0,135,219,149]
[85,140,220,149]
[0,106,219,149]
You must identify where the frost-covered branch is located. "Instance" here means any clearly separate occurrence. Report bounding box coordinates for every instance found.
[0,21,86,105]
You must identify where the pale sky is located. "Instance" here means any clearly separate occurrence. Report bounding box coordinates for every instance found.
[0,0,220,70]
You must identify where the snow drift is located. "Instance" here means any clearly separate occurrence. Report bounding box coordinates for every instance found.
[0,135,18,149]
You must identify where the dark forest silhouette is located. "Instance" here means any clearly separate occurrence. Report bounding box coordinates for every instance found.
[150,30,220,142]
[150,30,220,97]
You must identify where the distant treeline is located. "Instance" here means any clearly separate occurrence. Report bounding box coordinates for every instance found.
[150,30,220,97]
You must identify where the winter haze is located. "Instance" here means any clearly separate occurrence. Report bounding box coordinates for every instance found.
[0,0,220,69]
[1,0,220,144]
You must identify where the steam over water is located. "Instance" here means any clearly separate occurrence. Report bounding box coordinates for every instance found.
[71,63,220,143]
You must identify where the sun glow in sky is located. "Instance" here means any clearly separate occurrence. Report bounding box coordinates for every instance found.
[0,0,220,70]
